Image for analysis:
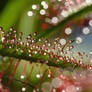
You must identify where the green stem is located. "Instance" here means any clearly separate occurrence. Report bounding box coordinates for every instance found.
[0,41,79,69]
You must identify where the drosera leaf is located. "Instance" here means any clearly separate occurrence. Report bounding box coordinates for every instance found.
[0,27,92,92]
[0,27,91,69]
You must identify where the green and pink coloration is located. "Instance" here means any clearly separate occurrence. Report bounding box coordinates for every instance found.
[0,26,92,92]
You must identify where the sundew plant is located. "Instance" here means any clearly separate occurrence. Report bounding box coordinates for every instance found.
[0,0,92,92]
